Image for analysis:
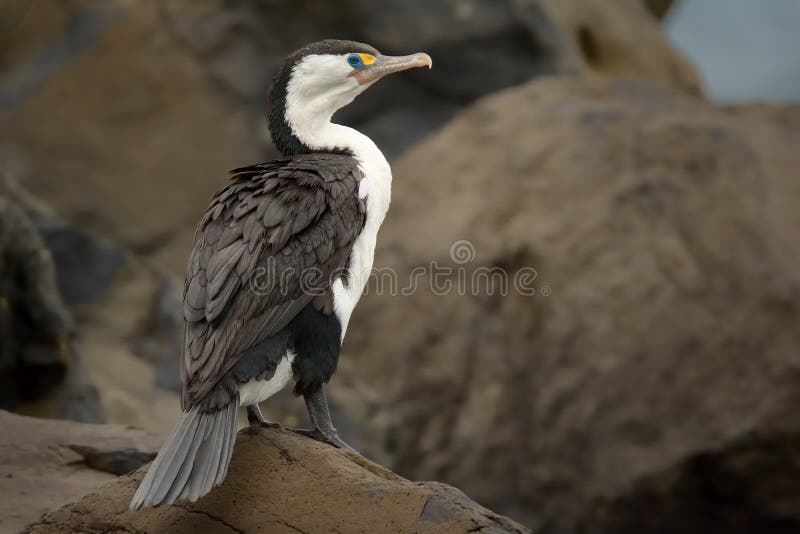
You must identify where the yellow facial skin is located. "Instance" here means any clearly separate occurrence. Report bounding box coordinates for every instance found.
[358,53,376,65]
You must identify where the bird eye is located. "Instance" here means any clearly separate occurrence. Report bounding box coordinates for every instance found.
[347,54,362,68]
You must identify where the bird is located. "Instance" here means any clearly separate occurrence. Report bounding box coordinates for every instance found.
[130,40,431,509]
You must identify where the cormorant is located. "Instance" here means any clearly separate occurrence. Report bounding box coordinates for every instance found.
[130,40,431,509]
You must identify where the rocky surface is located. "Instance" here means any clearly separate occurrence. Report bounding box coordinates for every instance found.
[0,175,182,431]
[0,0,701,273]
[0,190,70,402]
[538,0,701,95]
[343,78,800,531]
[21,416,528,534]
[0,177,94,420]
[0,410,160,533]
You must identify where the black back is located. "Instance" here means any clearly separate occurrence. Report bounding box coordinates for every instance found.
[267,39,380,156]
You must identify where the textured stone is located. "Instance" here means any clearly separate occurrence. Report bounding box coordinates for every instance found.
[0,178,82,417]
[22,422,529,534]
[0,410,160,533]
[536,0,702,95]
[344,78,800,531]
[0,175,182,430]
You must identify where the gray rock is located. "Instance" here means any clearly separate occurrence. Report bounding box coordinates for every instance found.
[0,187,73,410]
[35,216,126,307]
[0,175,183,424]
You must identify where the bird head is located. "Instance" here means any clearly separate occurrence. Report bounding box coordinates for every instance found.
[268,40,432,155]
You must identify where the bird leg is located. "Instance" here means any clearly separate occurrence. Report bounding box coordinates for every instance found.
[246,404,279,429]
[291,385,355,452]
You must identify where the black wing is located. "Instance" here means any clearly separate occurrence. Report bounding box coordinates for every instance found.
[180,154,366,409]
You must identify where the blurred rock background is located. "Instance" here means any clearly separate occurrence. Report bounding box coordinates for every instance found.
[1,0,799,532]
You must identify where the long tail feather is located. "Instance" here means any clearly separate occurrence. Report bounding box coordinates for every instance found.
[130,400,238,509]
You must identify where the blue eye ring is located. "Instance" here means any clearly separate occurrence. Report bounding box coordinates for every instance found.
[347,54,363,68]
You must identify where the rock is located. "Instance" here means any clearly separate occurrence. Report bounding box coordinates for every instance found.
[1,0,264,273]
[22,421,529,534]
[0,0,701,274]
[0,410,160,533]
[0,1,32,54]
[535,0,702,96]
[343,78,800,531]
[0,174,182,431]
[34,215,126,308]
[33,218,184,432]
[642,0,675,19]
[0,180,91,418]
[66,445,156,477]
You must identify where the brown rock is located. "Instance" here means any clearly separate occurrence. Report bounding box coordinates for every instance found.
[344,78,800,531]
[0,177,99,421]
[0,175,182,431]
[1,0,263,273]
[23,423,529,534]
[0,410,160,533]
[642,0,675,20]
[535,0,702,95]
[0,188,71,405]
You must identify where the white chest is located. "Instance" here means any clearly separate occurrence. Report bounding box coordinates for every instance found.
[331,137,392,338]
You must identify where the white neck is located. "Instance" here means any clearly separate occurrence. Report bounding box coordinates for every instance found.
[284,89,377,159]
[284,84,392,200]
[283,53,389,162]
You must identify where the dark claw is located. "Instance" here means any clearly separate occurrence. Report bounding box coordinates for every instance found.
[252,420,281,429]
[290,427,357,453]
[247,404,280,429]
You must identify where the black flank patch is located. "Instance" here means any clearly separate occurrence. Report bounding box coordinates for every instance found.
[289,301,342,396]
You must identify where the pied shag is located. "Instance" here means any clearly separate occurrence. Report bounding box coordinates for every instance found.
[131,40,431,509]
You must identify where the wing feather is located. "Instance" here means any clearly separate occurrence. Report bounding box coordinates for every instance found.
[180,154,365,409]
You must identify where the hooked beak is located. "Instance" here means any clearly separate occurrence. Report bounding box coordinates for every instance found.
[352,52,432,85]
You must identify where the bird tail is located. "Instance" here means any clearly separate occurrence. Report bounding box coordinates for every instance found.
[130,400,238,509]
